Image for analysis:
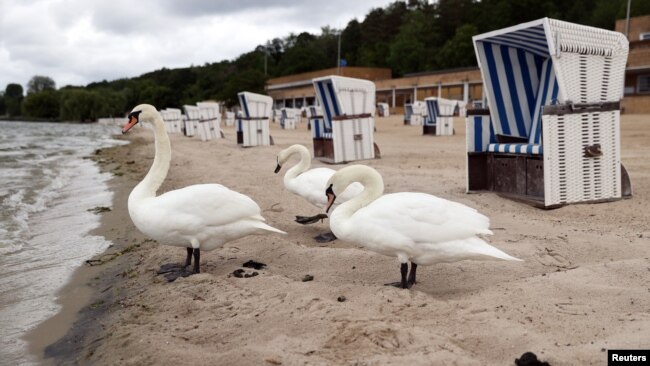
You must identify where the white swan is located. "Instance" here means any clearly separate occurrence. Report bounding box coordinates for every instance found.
[325,165,521,289]
[122,104,285,278]
[274,144,363,242]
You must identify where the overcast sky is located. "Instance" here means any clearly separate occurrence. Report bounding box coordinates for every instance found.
[0,0,394,92]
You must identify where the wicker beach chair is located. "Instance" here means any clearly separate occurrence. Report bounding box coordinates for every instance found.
[312,75,378,164]
[225,111,235,127]
[160,108,183,134]
[423,97,455,135]
[236,92,273,147]
[377,102,390,117]
[280,107,299,129]
[404,101,427,125]
[196,102,222,141]
[182,105,200,137]
[466,17,632,208]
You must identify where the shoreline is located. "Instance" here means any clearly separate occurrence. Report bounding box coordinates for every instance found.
[28,116,650,365]
[26,134,148,364]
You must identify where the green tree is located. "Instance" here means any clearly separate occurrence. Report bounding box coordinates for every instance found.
[436,24,479,69]
[5,83,24,117]
[22,90,60,119]
[27,75,56,94]
[59,88,102,121]
[0,93,5,116]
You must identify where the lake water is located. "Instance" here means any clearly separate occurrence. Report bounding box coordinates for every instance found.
[0,121,127,365]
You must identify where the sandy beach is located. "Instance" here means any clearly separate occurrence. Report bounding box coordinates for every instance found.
[28,114,650,365]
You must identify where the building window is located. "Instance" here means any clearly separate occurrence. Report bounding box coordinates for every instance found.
[640,32,650,41]
[638,75,650,93]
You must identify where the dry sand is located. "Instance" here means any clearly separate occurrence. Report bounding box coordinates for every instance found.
[28,115,650,365]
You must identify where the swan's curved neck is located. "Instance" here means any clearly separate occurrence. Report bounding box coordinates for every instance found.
[331,168,383,221]
[283,146,311,186]
[131,115,170,200]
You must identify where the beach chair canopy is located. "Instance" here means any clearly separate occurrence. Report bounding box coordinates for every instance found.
[313,75,376,126]
[473,17,628,147]
[196,102,220,121]
[237,92,273,119]
[183,105,201,120]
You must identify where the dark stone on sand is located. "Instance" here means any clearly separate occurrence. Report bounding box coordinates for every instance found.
[515,352,550,366]
[302,274,314,282]
[232,269,245,278]
[337,296,346,302]
[244,272,259,278]
[242,260,267,270]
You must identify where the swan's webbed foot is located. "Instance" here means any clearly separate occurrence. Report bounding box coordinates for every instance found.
[295,213,329,225]
[314,231,337,243]
[383,263,414,289]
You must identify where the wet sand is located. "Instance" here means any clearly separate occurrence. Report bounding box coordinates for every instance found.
[28,115,650,365]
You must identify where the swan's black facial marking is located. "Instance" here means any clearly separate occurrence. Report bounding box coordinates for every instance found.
[274,157,282,174]
[127,110,142,120]
[122,110,142,134]
[325,184,337,213]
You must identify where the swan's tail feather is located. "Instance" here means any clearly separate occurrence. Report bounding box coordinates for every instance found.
[256,222,287,235]
[436,237,522,262]
[468,237,522,261]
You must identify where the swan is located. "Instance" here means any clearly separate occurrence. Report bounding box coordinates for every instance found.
[324,165,521,289]
[274,144,363,242]
[122,104,285,278]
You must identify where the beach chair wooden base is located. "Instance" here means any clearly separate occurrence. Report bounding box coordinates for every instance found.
[468,152,632,209]
[423,125,437,135]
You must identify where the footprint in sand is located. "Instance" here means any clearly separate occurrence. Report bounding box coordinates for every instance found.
[534,247,574,269]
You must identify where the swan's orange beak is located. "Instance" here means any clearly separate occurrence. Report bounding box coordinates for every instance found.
[122,115,138,134]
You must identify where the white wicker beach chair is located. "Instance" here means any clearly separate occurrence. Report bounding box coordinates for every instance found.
[225,111,235,127]
[423,97,455,135]
[466,17,631,208]
[182,105,200,137]
[196,102,222,141]
[236,92,272,147]
[312,75,378,164]
[160,108,182,134]
[404,101,427,125]
[377,102,390,117]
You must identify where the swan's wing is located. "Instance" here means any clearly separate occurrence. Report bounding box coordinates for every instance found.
[351,192,491,244]
[146,184,265,230]
[289,168,334,207]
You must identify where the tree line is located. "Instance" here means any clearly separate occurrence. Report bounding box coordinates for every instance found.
[1,0,648,122]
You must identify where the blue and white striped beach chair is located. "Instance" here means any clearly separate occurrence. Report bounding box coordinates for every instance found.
[423,97,456,135]
[467,18,631,208]
[236,92,273,147]
[312,75,377,164]
[404,101,426,125]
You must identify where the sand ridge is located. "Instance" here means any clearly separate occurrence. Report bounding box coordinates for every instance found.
[30,115,650,365]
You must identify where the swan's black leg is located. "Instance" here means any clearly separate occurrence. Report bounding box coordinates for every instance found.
[384,263,409,289]
[193,249,201,273]
[314,231,337,243]
[185,248,193,267]
[407,263,417,288]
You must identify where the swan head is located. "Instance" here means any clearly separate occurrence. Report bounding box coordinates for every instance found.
[274,144,308,174]
[122,104,159,134]
[324,165,382,213]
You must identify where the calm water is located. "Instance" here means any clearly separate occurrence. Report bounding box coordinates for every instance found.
[0,121,127,365]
